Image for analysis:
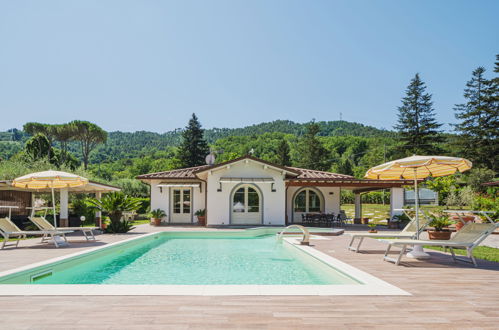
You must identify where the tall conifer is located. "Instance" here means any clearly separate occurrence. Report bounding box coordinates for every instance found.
[394,73,443,154]
[178,114,209,167]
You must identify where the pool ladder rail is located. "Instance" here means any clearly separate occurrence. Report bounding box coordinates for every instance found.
[277,225,310,246]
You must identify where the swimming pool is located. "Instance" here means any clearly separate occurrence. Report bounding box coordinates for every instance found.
[0,229,409,295]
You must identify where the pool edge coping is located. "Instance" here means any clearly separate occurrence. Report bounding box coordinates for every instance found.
[0,231,410,296]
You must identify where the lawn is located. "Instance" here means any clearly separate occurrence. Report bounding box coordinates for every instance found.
[342,203,461,225]
[131,219,150,225]
[424,245,499,263]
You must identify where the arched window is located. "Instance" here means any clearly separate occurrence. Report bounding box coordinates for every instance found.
[233,186,260,213]
[294,188,323,213]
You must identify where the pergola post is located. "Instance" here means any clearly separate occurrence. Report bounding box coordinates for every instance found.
[59,188,69,227]
[354,193,362,224]
[95,192,103,228]
[390,187,404,219]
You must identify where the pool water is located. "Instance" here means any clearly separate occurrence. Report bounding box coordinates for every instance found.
[29,234,359,285]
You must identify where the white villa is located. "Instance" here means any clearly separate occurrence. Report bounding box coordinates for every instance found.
[137,155,411,226]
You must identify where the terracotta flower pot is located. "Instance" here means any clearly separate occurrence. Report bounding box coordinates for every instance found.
[368,229,378,233]
[453,216,475,231]
[152,218,162,226]
[428,230,452,240]
[197,216,206,226]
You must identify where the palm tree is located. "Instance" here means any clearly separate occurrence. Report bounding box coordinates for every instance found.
[87,192,141,233]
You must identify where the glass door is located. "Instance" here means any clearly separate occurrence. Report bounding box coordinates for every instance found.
[170,188,192,223]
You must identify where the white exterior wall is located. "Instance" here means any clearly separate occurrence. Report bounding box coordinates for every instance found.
[286,186,341,223]
[149,179,205,224]
[205,161,286,226]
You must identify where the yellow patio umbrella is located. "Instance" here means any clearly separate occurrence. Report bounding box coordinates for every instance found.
[12,170,88,227]
[365,155,472,258]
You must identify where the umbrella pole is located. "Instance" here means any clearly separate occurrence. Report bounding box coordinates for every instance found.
[407,168,430,259]
[414,170,419,240]
[51,187,57,227]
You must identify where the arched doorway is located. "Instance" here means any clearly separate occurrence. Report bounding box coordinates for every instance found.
[231,184,262,225]
[292,188,324,223]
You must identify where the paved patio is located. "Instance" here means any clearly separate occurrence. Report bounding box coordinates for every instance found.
[0,224,498,329]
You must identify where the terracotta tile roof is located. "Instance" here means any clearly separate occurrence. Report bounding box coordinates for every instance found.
[136,165,210,180]
[287,167,355,180]
[137,155,355,182]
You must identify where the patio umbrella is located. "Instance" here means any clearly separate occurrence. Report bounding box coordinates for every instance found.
[12,170,89,227]
[365,155,472,258]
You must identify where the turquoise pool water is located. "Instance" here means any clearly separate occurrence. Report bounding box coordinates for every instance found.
[2,233,359,285]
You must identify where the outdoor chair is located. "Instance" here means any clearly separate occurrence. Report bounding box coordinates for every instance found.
[29,216,99,241]
[347,213,432,253]
[0,217,71,249]
[383,222,499,267]
[339,210,352,225]
[326,213,336,227]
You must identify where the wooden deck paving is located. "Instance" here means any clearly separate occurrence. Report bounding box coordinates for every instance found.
[0,225,498,329]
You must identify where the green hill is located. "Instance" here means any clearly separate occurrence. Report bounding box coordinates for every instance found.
[0,120,396,163]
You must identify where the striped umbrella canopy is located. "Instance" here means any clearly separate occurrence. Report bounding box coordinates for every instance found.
[364,155,471,245]
[12,171,88,226]
[365,155,472,180]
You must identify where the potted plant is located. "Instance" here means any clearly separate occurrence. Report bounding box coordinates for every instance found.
[428,215,454,240]
[149,209,166,226]
[195,209,206,226]
[391,213,410,229]
[450,213,475,231]
[367,223,377,233]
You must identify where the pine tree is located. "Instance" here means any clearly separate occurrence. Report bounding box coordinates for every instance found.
[275,138,291,166]
[454,60,499,172]
[295,122,330,170]
[394,73,443,155]
[178,114,209,167]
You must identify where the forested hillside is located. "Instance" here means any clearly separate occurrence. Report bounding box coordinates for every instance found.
[0,120,394,163]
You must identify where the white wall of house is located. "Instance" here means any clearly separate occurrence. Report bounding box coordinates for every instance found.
[205,160,286,226]
[286,186,341,223]
[149,179,205,224]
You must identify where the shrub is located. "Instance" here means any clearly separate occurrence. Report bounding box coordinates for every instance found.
[149,209,166,219]
[87,192,141,233]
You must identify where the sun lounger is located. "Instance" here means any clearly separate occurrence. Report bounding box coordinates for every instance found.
[0,217,72,249]
[29,216,98,241]
[348,213,432,252]
[383,223,499,267]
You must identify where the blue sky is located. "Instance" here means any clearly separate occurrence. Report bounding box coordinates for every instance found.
[0,0,497,133]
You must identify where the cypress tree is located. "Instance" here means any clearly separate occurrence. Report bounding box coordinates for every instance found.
[178,114,209,167]
[454,60,499,172]
[275,138,291,166]
[394,73,443,155]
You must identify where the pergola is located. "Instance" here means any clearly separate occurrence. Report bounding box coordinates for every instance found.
[0,180,120,227]
[286,178,415,220]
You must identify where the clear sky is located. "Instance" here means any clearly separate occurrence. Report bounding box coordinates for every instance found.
[0,0,497,133]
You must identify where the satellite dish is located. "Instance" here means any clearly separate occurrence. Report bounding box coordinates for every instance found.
[205,153,216,165]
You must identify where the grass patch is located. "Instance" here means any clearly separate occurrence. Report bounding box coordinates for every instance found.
[424,245,499,263]
[131,219,150,225]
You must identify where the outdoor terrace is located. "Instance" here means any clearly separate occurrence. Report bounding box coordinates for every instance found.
[0,225,498,329]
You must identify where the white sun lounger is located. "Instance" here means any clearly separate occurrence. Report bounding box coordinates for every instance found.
[29,216,98,241]
[383,223,499,267]
[347,212,432,252]
[0,217,72,249]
